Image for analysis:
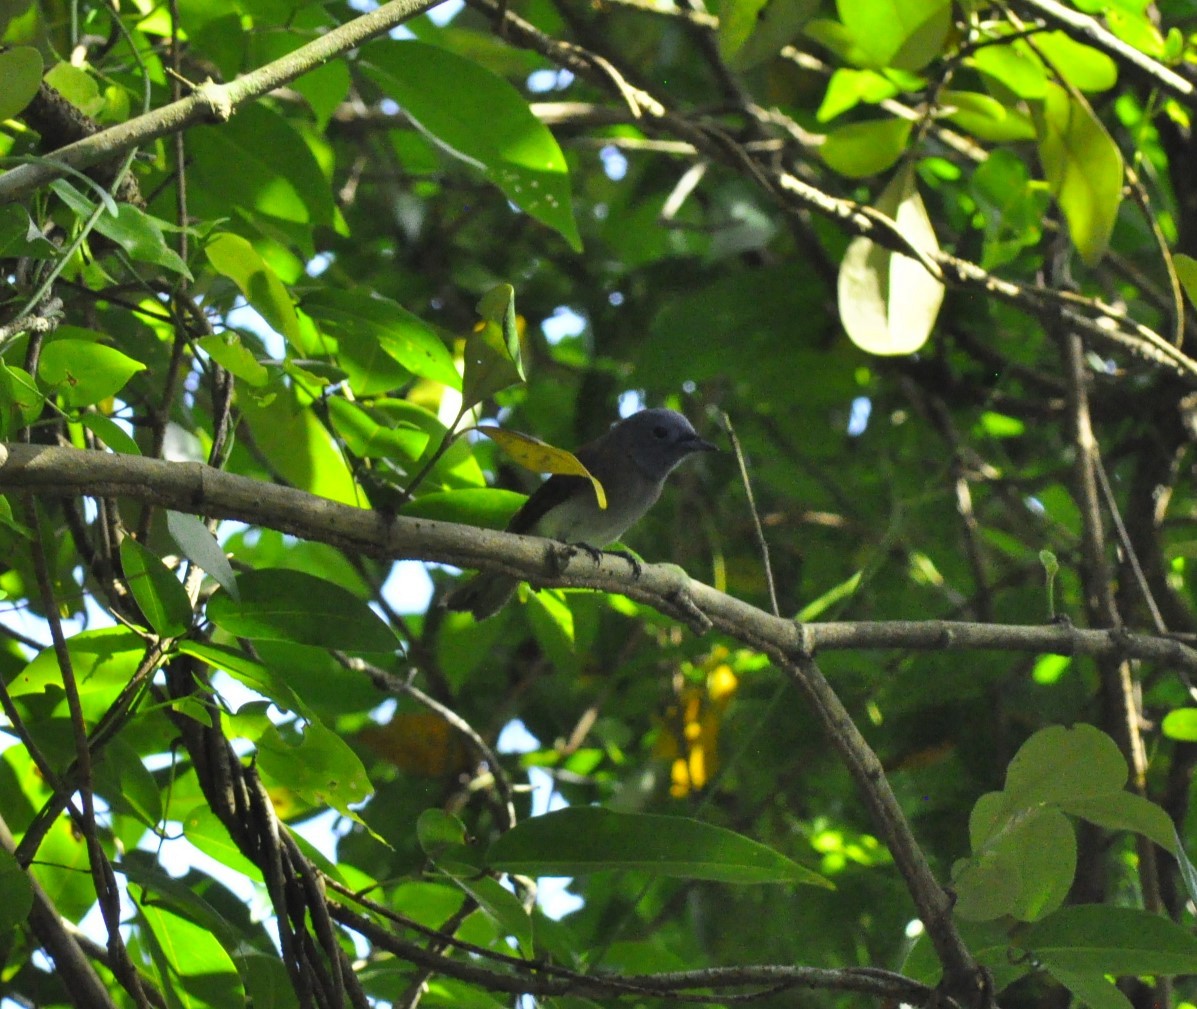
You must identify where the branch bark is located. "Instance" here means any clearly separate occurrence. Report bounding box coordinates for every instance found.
[0,0,442,203]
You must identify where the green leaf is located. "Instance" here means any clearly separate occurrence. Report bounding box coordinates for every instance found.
[49,180,190,277]
[80,414,141,454]
[139,904,245,1008]
[94,738,164,828]
[237,384,361,506]
[795,570,862,621]
[1060,791,1178,855]
[836,0,951,71]
[0,847,33,934]
[42,62,103,116]
[1036,82,1123,266]
[364,41,581,251]
[956,805,1074,922]
[941,89,1036,142]
[400,489,525,529]
[205,232,303,349]
[727,0,820,70]
[1173,255,1197,314]
[187,103,337,234]
[462,283,526,408]
[718,0,769,62]
[819,117,912,178]
[1004,724,1127,808]
[838,164,944,354]
[181,806,264,883]
[454,874,533,952]
[177,640,310,717]
[817,68,900,122]
[196,332,270,387]
[1041,966,1133,1009]
[950,847,1022,922]
[255,719,373,819]
[0,363,45,435]
[302,288,460,391]
[38,338,147,410]
[1023,905,1197,975]
[206,568,397,652]
[327,398,430,461]
[0,46,43,121]
[487,807,833,886]
[119,538,193,637]
[971,38,1047,98]
[12,627,144,700]
[166,511,238,600]
[1035,32,1118,93]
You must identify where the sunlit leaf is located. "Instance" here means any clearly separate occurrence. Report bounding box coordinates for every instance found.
[477,426,607,509]
[838,163,944,355]
[1036,82,1123,266]
[38,337,146,410]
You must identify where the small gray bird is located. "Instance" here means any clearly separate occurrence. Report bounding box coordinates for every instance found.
[445,408,717,620]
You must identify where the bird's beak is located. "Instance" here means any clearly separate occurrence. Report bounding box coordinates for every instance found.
[687,435,719,453]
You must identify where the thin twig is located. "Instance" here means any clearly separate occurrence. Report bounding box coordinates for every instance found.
[722,413,779,617]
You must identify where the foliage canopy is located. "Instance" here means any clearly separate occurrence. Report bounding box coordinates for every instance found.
[4,0,1197,1007]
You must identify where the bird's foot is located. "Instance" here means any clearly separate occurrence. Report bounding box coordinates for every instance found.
[604,548,643,579]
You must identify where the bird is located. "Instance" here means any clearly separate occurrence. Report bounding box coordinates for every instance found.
[444,408,717,620]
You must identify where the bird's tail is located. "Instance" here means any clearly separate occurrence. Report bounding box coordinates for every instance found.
[443,572,518,621]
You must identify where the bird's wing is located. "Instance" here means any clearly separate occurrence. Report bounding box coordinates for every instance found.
[507,473,593,535]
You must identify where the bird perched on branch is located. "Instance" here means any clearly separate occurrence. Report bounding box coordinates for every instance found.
[445,408,717,620]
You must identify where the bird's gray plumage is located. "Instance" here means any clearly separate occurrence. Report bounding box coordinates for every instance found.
[445,409,715,619]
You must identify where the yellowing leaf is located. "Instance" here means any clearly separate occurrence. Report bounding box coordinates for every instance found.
[837,164,944,355]
[477,426,607,510]
[1036,82,1123,266]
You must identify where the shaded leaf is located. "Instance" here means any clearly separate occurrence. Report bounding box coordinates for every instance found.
[364,41,581,251]
[1024,904,1197,975]
[119,537,193,637]
[0,47,43,121]
[166,511,238,600]
[488,807,832,886]
[206,568,397,652]
[1036,82,1123,266]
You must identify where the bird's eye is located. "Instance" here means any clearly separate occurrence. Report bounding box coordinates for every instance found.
[653,425,668,439]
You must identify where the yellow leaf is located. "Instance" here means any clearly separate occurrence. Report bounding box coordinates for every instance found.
[477,426,607,510]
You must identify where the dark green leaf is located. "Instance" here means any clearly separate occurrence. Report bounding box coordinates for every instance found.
[302,288,459,390]
[206,568,397,652]
[0,848,33,934]
[0,46,43,121]
[364,41,581,251]
[1004,724,1127,808]
[166,511,238,600]
[487,807,832,886]
[119,537,193,637]
[1024,905,1197,975]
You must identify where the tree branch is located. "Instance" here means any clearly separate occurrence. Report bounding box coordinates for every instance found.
[0,0,443,203]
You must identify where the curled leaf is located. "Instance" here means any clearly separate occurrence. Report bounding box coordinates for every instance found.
[476,426,607,510]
